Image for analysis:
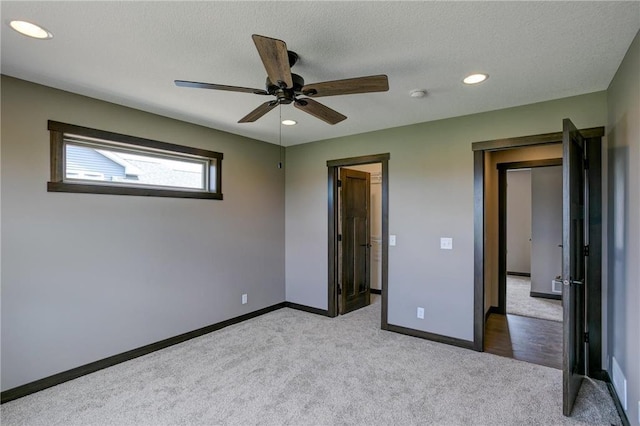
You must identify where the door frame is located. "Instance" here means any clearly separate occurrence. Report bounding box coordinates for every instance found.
[471,126,604,378]
[327,153,389,328]
[497,158,563,314]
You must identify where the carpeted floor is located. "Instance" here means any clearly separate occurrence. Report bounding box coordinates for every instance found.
[2,298,619,425]
[507,275,563,322]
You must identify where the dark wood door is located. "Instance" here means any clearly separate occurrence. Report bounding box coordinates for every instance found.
[562,118,587,416]
[340,168,371,314]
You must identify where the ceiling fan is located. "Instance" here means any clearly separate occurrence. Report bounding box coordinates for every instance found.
[175,34,389,125]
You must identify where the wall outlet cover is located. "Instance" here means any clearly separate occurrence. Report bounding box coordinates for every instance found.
[417,307,424,319]
[390,235,397,246]
[242,294,248,305]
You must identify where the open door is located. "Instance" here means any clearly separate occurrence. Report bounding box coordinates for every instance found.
[340,168,371,314]
[562,118,587,416]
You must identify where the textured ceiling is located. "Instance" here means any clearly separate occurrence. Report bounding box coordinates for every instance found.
[1,1,639,146]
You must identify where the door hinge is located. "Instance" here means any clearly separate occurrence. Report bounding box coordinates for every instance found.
[584,245,590,256]
[584,332,589,343]
[338,234,342,242]
[337,179,342,187]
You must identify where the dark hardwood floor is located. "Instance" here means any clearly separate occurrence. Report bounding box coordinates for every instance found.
[484,313,562,370]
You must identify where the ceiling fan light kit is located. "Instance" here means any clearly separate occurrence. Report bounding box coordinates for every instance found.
[175,34,389,125]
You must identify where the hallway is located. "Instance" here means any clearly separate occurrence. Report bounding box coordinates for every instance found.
[484,312,563,370]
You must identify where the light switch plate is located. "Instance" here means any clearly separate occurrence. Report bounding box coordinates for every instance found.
[417,307,424,319]
[390,235,396,246]
[440,237,453,250]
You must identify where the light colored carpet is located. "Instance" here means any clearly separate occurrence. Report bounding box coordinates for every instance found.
[2,298,619,425]
[507,275,563,322]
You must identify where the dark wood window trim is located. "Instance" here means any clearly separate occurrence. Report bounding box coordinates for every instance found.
[47,120,223,200]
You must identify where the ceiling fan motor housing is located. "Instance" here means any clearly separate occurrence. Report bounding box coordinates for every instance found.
[267,73,305,104]
[287,50,299,67]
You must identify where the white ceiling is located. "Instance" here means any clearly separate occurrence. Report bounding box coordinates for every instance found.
[2,1,638,146]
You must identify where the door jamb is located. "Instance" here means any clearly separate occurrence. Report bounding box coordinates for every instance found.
[327,153,389,329]
[472,127,604,378]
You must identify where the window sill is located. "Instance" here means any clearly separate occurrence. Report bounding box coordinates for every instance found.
[47,182,223,200]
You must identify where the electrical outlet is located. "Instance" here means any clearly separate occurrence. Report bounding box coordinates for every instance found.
[417,307,424,319]
[390,235,397,246]
[242,294,247,305]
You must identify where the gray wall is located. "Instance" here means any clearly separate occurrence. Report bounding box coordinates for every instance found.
[0,76,285,391]
[530,166,563,296]
[286,92,606,342]
[506,169,531,274]
[606,30,639,425]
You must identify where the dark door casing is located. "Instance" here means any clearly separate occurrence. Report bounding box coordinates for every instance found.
[472,125,603,417]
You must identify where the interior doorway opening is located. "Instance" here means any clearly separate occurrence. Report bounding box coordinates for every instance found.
[336,164,382,315]
[501,159,564,323]
[472,123,605,416]
[327,153,389,328]
[486,156,565,370]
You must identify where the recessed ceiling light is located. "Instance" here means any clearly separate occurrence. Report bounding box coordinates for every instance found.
[463,73,488,85]
[9,20,53,40]
[282,119,297,126]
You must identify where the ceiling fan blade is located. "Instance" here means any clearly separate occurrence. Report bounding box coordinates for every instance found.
[294,98,347,125]
[238,101,278,123]
[252,34,293,89]
[302,75,389,98]
[175,80,268,95]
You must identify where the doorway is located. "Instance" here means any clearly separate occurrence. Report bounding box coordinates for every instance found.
[338,166,372,314]
[327,153,389,328]
[472,122,604,416]
[501,159,564,322]
[486,157,565,370]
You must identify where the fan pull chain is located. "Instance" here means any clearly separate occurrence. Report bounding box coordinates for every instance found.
[278,104,283,169]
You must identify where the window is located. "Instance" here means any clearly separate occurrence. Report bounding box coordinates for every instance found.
[47,121,223,199]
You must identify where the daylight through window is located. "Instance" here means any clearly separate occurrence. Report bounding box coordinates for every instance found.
[48,121,223,199]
